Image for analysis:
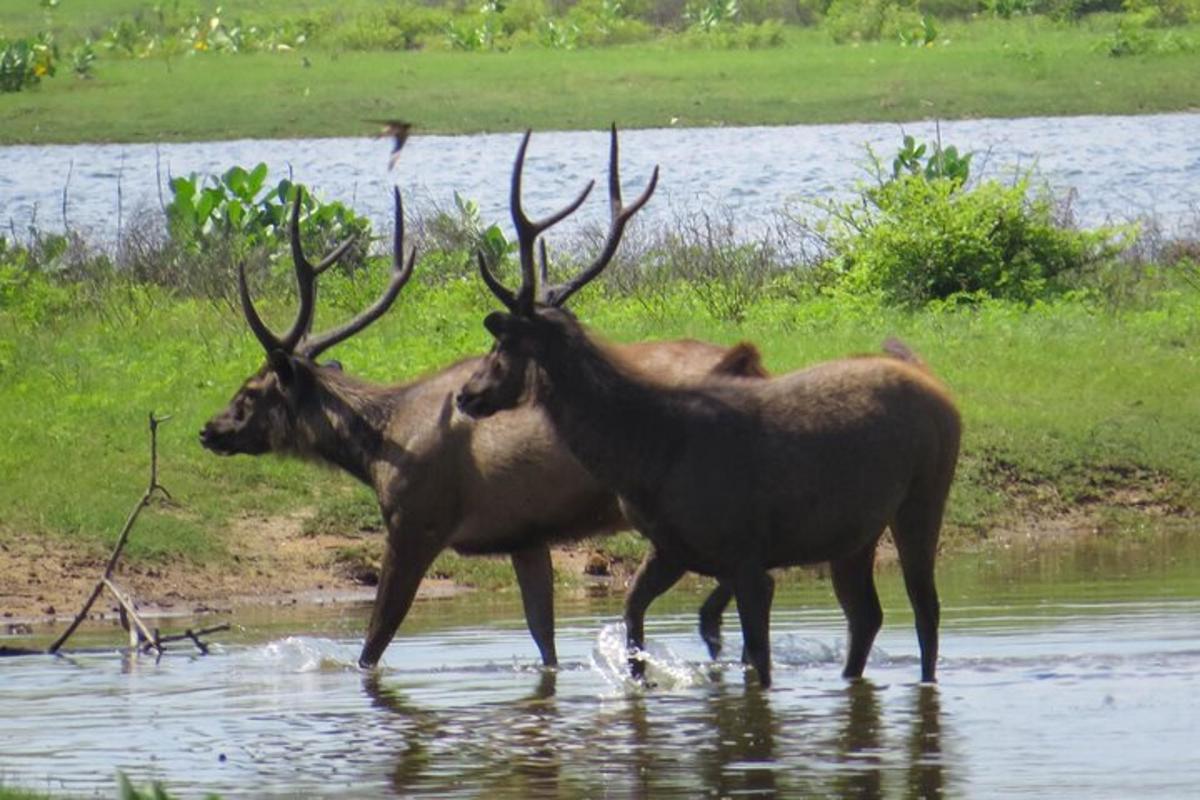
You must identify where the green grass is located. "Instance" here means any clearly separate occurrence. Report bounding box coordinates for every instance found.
[2,12,1199,143]
[2,266,1197,570]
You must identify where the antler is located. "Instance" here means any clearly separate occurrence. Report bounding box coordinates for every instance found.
[300,187,416,359]
[476,125,658,315]
[477,129,596,315]
[542,124,659,308]
[239,186,413,359]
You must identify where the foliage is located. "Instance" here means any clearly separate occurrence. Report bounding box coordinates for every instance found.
[69,39,96,77]
[422,192,513,274]
[1123,0,1200,25]
[803,137,1127,306]
[984,0,1037,18]
[334,4,449,50]
[891,133,972,184]
[165,164,371,268]
[824,0,928,43]
[0,32,57,92]
[685,0,742,31]
[99,6,311,59]
[1099,10,1199,54]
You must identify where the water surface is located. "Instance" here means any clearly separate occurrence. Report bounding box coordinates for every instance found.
[2,114,1198,245]
[1,530,1197,798]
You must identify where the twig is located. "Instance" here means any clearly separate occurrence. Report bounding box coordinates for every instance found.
[155,145,166,215]
[47,413,173,655]
[61,159,73,232]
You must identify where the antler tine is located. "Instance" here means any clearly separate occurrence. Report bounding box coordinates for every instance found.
[279,187,318,351]
[302,187,416,359]
[544,124,659,308]
[238,260,286,354]
[537,238,550,285]
[477,251,519,312]
[510,129,595,313]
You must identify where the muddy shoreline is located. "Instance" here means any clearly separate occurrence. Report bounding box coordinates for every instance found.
[2,494,1190,642]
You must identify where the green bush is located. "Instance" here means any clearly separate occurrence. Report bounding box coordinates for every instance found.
[165,163,371,268]
[0,32,57,92]
[1122,0,1200,24]
[822,173,1127,305]
[823,0,926,43]
[334,4,448,50]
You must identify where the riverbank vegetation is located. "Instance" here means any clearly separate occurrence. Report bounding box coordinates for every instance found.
[2,0,1199,142]
[2,137,1197,589]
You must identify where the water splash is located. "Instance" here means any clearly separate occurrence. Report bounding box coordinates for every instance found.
[254,636,360,673]
[589,623,709,693]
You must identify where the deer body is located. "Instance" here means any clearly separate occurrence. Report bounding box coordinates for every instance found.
[198,186,760,667]
[455,127,961,687]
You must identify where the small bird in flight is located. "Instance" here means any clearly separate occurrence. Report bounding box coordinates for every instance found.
[368,120,413,170]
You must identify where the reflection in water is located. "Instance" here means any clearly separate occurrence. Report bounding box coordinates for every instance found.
[361,667,952,798]
[833,681,885,799]
[363,673,440,794]
[907,686,946,800]
[4,535,1197,799]
[701,675,778,797]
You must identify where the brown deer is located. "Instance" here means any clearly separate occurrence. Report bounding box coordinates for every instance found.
[456,127,962,688]
[200,186,765,669]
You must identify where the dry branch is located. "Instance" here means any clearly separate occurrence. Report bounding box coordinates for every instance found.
[46,413,225,657]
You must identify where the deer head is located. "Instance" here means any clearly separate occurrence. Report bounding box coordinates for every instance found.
[200,187,415,456]
[456,125,658,419]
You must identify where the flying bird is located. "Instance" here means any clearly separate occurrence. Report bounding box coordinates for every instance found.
[368,120,413,170]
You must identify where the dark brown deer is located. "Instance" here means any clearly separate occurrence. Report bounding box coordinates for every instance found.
[456,127,962,688]
[200,186,764,669]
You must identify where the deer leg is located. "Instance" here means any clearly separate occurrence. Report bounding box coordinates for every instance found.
[892,500,943,683]
[830,543,883,681]
[511,545,558,667]
[625,549,686,680]
[733,565,775,688]
[698,580,734,660]
[358,526,442,669]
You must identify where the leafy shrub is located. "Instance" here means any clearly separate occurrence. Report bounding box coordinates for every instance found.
[1122,0,1200,24]
[685,0,742,30]
[165,164,371,268]
[820,171,1126,306]
[565,0,654,45]
[823,0,926,43]
[1099,11,1198,55]
[983,0,1036,16]
[419,193,513,278]
[334,5,449,50]
[0,33,58,92]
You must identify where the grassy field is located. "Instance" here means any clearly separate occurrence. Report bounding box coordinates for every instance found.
[1,261,1197,573]
[2,6,1199,143]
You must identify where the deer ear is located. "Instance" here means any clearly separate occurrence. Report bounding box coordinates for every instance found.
[267,350,297,385]
[483,311,517,339]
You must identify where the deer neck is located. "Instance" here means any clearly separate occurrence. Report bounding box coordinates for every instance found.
[534,320,682,500]
[299,374,401,487]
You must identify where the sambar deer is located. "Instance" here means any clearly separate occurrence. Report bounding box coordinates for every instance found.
[456,127,962,688]
[200,186,765,669]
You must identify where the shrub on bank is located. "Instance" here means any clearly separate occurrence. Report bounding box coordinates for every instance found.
[790,136,1128,306]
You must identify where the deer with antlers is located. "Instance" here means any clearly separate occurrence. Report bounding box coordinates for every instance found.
[456,127,962,688]
[200,185,766,669]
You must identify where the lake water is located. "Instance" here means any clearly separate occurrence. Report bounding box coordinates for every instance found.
[2,113,1199,246]
[1,529,1197,799]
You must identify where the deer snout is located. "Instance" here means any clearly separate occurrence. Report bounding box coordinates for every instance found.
[199,421,235,455]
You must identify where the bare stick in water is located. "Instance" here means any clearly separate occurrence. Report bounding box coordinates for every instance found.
[47,413,173,655]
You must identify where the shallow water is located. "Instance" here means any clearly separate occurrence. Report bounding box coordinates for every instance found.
[1,530,1198,799]
[2,114,1198,245]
